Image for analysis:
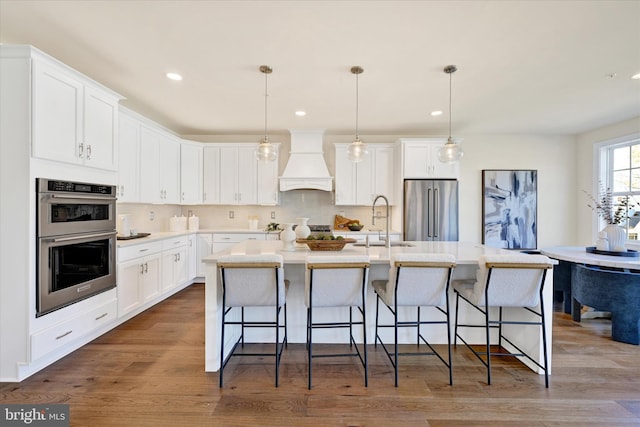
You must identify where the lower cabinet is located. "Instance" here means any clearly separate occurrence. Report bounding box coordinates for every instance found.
[162,237,189,293]
[117,235,192,320]
[31,296,117,361]
[117,241,163,317]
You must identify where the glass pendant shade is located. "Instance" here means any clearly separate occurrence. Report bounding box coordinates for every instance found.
[348,66,368,162]
[437,137,463,163]
[255,65,276,162]
[439,65,463,164]
[347,137,368,162]
[255,136,277,162]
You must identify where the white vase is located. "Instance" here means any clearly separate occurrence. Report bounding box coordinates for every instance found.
[295,217,311,239]
[280,223,296,252]
[604,224,626,252]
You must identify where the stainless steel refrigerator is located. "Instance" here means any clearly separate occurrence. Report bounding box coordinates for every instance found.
[403,179,459,241]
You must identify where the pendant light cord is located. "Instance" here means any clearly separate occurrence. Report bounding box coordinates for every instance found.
[448,70,452,140]
[264,69,268,142]
[355,70,359,140]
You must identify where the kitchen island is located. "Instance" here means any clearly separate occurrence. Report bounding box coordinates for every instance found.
[203,240,554,375]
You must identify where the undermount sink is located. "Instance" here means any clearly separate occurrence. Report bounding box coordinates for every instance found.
[353,241,415,247]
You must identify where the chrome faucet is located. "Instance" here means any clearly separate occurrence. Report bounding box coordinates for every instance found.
[372,195,390,248]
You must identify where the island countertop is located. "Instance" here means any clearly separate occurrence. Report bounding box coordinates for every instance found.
[202,240,513,266]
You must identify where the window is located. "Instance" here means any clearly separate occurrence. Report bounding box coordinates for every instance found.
[601,134,640,240]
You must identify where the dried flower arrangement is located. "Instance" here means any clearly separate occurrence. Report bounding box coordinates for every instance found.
[584,183,635,225]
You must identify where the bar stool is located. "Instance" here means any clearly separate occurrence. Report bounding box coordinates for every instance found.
[372,253,456,386]
[305,255,370,390]
[218,254,288,388]
[453,254,553,387]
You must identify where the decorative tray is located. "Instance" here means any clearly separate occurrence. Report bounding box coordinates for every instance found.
[297,238,357,251]
[117,232,151,240]
[585,246,640,258]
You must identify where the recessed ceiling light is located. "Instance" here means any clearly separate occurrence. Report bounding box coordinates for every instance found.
[295,111,306,116]
[166,72,183,81]
[431,110,443,116]
[632,73,640,80]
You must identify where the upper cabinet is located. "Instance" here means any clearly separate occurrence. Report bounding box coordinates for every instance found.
[202,146,220,204]
[180,141,202,205]
[399,138,460,179]
[335,143,396,206]
[117,112,141,202]
[32,56,122,170]
[139,126,180,204]
[219,146,258,205]
[257,145,280,205]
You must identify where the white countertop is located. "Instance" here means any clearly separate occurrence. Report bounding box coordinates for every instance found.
[203,240,513,265]
[541,246,640,269]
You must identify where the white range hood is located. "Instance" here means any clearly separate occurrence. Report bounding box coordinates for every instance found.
[279,129,333,191]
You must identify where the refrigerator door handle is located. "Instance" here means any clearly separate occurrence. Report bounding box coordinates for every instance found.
[427,188,432,237]
[434,188,439,238]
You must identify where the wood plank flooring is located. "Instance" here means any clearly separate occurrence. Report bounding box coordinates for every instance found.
[2,283,639,426]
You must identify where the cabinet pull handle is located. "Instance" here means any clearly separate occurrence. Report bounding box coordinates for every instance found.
[144,262,148,273]
[139,248,149,252]
[177,253,181,261]
[120,185,125,196]
[140,264,144,274]
[95,312,108,321]
[78,143,84,158]
[203,192,207,201]
[56,330,73,340]
[86,144,92,159]
[182,191,185,200]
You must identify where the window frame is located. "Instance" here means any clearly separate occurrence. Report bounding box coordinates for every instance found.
[596,132,640,241]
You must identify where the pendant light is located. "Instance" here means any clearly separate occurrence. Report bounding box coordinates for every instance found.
[255,65,277,162]
[438,65,463,164]
[347,66,368,162]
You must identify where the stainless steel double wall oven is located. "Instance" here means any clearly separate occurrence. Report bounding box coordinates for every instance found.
[36,178,117,316]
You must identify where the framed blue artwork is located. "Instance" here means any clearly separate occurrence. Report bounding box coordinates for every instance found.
[482,169,538,250]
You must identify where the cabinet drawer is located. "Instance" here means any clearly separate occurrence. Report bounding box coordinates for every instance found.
[162,235,188,250]
[118,241,163,263]
[213,233,265,243]
[31,298,116,361]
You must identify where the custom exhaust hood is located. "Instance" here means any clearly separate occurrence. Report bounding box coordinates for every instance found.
[279,129,333,191]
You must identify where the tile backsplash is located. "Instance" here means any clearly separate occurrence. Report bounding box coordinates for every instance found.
[117,190,396,232]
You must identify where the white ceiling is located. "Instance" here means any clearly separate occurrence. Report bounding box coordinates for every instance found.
[1,0,639,138]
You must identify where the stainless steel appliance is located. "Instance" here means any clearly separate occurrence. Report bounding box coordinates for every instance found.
[403,179,459,241]
[36,178,117,316]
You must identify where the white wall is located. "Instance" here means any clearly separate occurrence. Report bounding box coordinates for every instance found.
[576,117,640,246]
[457,134,577,247]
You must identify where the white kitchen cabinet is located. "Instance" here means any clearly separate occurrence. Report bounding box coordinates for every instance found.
[117,241,163,317]
[219,146,257,205]
[196,233,213,277]
[161,236,189,293]
[187,234,197,280]
[117,111,140,202]
[202,146,220,204]
[139,126,180,204]
[335,143,395,206]
[257,144,280,205]
[399,138,460,179]
[211,232,265,254]
[334,144,357,205]
[180,141,202,205]
[30,297,117,361]
[32,58,121,170]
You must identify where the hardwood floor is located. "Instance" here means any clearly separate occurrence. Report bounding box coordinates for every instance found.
[2,283,639,426]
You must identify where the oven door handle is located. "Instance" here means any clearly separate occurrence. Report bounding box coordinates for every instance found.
[50,231,117,243]
[48,194,117,201]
